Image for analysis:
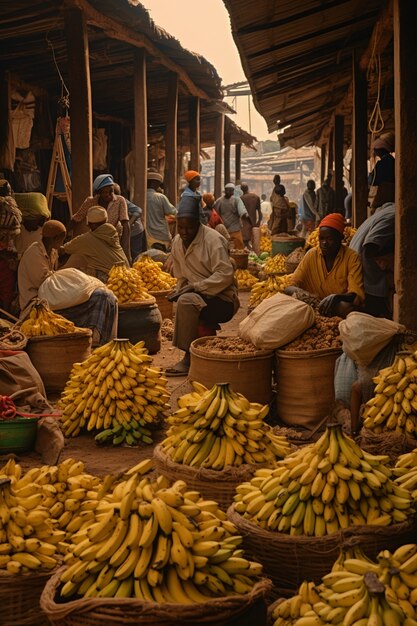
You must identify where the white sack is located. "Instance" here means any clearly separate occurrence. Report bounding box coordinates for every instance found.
[38,268,103,310]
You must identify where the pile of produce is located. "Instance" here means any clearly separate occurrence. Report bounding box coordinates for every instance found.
[133,255,176,291]
[271,545,417,626]
[282,315,342,352]
[249,273,293,308]
[263,254,287,275]
[0,459,60,573]
[107,264,153,304]
[285,247,305,266]
[19,301,84,336]
[162,382,290,469]
[233,423,414,535]
[362,352,417,435]
[194,336,257,355]
[394,449,417,500]
[248,251,269,265]
[260,236,272,254]
[230,248,250,256]
[59,460,264,602]
[235,269,258,289]
[59,338,170,445]
[305,226,357,250]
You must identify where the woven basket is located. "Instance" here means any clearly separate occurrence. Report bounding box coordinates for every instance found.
[227,506,417,594]
[0,568,55,626]
[150,289,173,320]
[153,444,259,511]
[40,568,272,626]
[358,428,417,463]
[118,297,156,309]
[230,251,249,269]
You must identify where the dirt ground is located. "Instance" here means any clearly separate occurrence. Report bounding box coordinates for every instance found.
[8,292,251,478]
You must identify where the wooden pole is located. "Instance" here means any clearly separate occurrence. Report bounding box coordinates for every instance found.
[133,49,147,220]
[327,131,334,178]
[0,70,10,167]
[224,131,231,185]
[235,143,242,183]
[352,53,368,227]
[64,7,93,214]
[393,0,417,330]
[189,96,200,172]
[214,114,224,198]
[164,72,178,205]
[320,143,327,184]
[334,116,344,211]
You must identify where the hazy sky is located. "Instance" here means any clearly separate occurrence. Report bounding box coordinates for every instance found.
[144,0,274,142]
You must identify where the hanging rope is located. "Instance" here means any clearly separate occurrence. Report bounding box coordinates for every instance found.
[46,33,70,111]
[367,23,385,138]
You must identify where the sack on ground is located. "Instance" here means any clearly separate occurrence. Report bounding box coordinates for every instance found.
[0,350,51,410]
[339,312,405,367]
[239,292,315,350]
[38,268,103,310]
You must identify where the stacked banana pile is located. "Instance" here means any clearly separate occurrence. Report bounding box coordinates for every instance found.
[107,264,153,304]
[362,352,417,435]
[162,382,290,469]
[59,339,170,445]
[263,254,287,275]
[234,424,414,535]
[0,459,60,573]
[272,545,417,626]
[260,236,272,253]
[249,273,294,308]
[305,226,357,250]
[19,301,83,336]
[235,269,258,289]
[133,256,176,291]
[394,449,417,501]
[60,460,263,602]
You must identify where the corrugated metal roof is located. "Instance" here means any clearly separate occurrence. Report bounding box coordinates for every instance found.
[223,0,385,147]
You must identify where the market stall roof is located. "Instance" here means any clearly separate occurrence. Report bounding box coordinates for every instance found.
[222,0,386,147]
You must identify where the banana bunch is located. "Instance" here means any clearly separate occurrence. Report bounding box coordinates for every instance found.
[235,269,258,289]
[162,382,290,469]
[393,449,417,501]
[107,264,153,304]
[362,352,417,435]
[271,580,322,626]
[249,273,294,308]
[377,543,417,619]
[59,338,170,445]
[234,423,414,535]
[305,226,357,250]
[133,255,176,291]
[263,254,287,275]
[260,235,272,253]
[19,301,82,336]
[60,460,263,602]
[0,458,61,574]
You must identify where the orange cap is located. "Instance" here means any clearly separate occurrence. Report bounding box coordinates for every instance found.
[184,170,200,182]
[320,213,346,234]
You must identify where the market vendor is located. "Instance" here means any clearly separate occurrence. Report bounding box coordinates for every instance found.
[214,183,248,250]
[146,171,177,252]
[18,220,117,345]
[286,213,364,317]
[60,206,129,282]
[181,170,208,225]
[71,174,131,262]
[165,202,239,376]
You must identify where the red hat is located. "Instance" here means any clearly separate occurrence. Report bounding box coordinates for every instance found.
[320,213,346,234]
[184,170,200,183]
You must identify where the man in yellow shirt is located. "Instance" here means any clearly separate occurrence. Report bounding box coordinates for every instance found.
[287,213,364,317]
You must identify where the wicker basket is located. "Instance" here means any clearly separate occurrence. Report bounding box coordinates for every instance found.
[0,568,55,626]
[40,568,272,626]
[150,289,173,320]
[358,427,417,462]
[230,251,249,269]
[153,444,258,511]
[227,505,417,594]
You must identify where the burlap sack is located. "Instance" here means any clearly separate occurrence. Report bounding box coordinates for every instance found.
[0,350,50,410]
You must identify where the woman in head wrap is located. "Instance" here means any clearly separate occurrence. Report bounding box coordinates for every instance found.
[286,213,364,317]
[202,193,223,229]
[70,174,131,262]
[368,132,395,211]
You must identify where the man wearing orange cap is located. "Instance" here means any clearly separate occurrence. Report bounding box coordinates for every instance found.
[202,193,223,229]
[286,213,364,317]
[181,171,208,225]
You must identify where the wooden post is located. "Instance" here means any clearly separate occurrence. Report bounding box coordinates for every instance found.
[64,8,93,215]
[0,70,10,167]
[224,131,231,185]
[334,116,344,211]
[214,114,224,198]
[320,143,327,184]
[133,49,147,220]
[189,96,200,172]
[393,0,417,330]
[327,131,334,178]
[235,143,242,183]
[164,72,178,205]
[352,54,368,227]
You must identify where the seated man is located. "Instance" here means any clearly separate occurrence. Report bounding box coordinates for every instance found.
[286,213,364,317]
[166,201,239,376]
[60,206,129,282]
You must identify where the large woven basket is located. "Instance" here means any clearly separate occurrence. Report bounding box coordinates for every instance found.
[40,568,272,626]
[150,289,173,320]
[228,505,417,594]
[153,444,259,511]
[0,568,56,626]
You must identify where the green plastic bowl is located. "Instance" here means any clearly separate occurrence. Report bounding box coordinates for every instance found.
[0,418,38,454]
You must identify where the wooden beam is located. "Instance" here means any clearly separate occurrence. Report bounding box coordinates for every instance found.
[327,131,334,177]
[64,7,92,214]
[188,96,200,172]
[214,114,224,198]
[334,116,344,210]
[351,54,368,227]
[133,49,147,219]
[224,132,231,185]
[64,0,209,101]
[393,0,417,330]
[235,143,242,183]
[164,72,178,206]
[320,143,326,184]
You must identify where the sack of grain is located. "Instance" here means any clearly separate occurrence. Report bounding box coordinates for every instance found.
[339,312,405,366]
[38,268,103,310]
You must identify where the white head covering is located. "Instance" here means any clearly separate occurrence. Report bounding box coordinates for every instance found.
[147,171,163,183]
[87,206,108,223]
[225,183,235,189]
[93,174,114,194]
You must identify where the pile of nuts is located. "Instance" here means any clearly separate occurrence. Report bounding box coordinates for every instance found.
[196,336,258,354]
[282,315,342,351]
